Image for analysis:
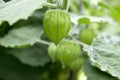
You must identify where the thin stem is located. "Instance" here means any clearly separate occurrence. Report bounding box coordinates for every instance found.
[57,0,62,8]
[37,39,51,45]
[79,0,84,14]
[73,38,89,47]
[66,0,70,11]
[68,70,74,80]
[61,0,70,11]
[44,3,57,8]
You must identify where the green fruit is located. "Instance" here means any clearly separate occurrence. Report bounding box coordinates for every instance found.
[48,43,57,62]
[69,57,84,71]
[44,9,71,44]
[79,29,95,44]
[56,40,80,67]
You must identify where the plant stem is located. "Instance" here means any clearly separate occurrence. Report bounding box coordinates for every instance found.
[79,0,84,14]
[61,0,70,11]
[56,0,62,8]
[66,0,70,11]
[68,70,74,80]
[37,40,51,45]
[44,3,57,8]
[72,38,89,47]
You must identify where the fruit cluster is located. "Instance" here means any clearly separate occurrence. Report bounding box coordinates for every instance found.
[48,40,83,71]
[44,9,95,71]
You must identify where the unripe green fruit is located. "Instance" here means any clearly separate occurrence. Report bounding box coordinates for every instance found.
[69,57,84,71]
[79,29,95,45]
[48,43,57,62]
[44,9,71,44]
[56,40,81,67]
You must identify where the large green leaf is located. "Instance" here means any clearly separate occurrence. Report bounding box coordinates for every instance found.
[7,43,50,66]
[0,0,47,25]
[83,33,120,79]
[0,26,42,48]
[0,48,50,80]
[84,60,118,80]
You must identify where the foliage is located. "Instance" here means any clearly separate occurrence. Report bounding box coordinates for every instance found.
[0,26,42,47]
[0,0,120,80]
[84,59,118,80]
[8,43,50,66]
[0,0,47,25]
[84,33,120,79]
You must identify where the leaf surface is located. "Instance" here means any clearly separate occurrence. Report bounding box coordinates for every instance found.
[84,59,118,80]
[0,0,47,25]
[0,26,42,47]
[8,43,50,66]
[84,33,120,79]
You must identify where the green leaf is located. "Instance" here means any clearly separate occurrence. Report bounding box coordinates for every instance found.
[78,17,90,24]
[0,26,42,48]
[84,59,118,80]
[109,5,120,22]
[70,13,110,25]
[98,2,109,9]
[83,33,120,79]
[0,48,49,80]
[0,0,47,25]
[7,43,50,66]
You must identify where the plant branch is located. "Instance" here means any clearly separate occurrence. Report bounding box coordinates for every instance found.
[61,0,70,11]
[68,70,74,80]
[72,38,90,48]
[66,0,70,11]
[44,3,57,8]
[37,39,51,45]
